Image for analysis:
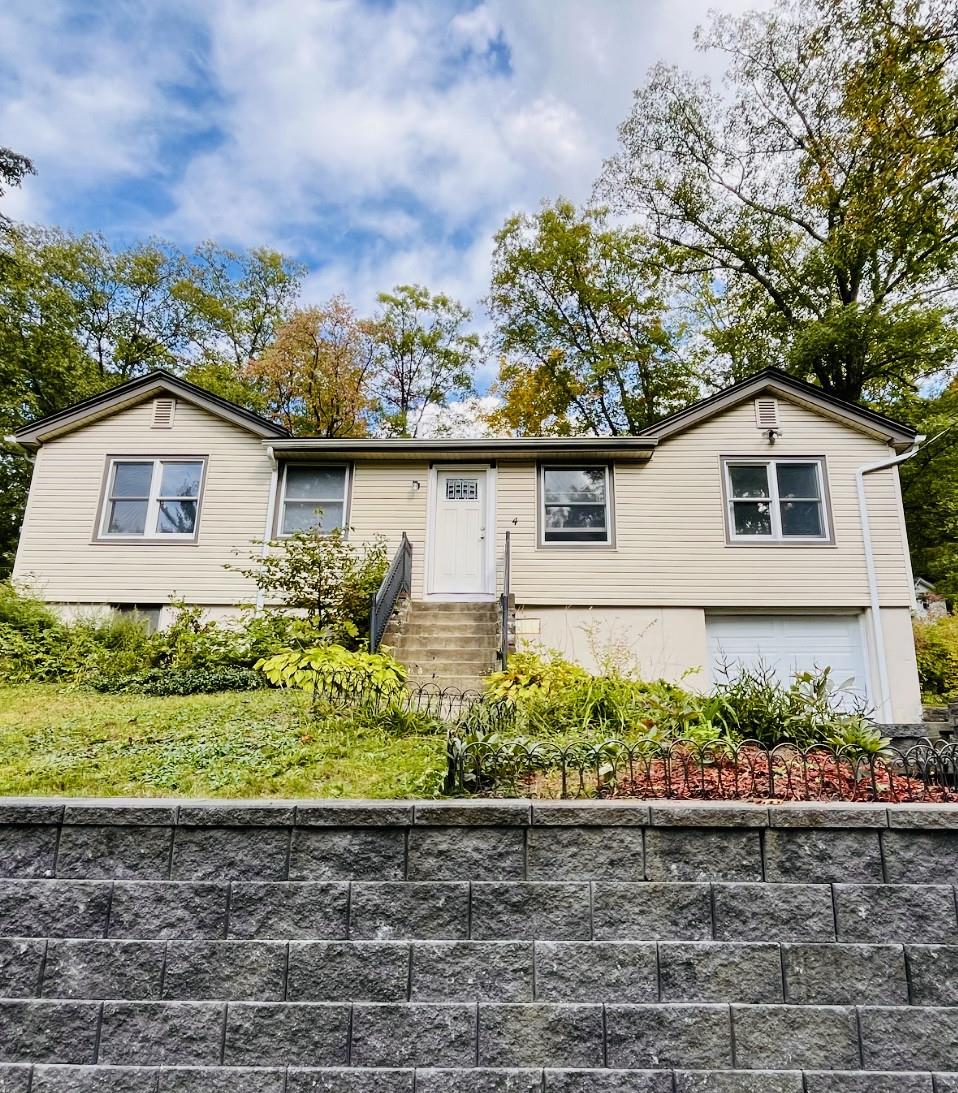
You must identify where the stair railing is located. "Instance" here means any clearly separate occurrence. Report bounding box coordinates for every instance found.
[498,529,511,669]
[370,533,412,653]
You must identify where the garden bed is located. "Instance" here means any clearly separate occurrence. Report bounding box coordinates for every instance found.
[448,738,958,803]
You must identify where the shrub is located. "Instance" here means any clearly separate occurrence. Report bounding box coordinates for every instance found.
[256,644,407,699]
[0,583,154,683]
[485,649,590,698]
[913,615,958,701]
[484,651,873,750]
[232,528,388,648]
[150,602,248,670]
[486,650,731,743]
[91,667,266,695]
[712,662,872,749]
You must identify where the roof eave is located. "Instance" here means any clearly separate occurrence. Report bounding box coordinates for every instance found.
[14,372,289,446]
[640,370,917,452]
[266,437,658,462]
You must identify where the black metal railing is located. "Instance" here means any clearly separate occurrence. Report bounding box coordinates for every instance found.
[445,732,958,802]
[498,529,511,669]
[370,533,412,652]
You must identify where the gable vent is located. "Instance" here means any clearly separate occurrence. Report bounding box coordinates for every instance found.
[151,397,176,429]
[754,397,780,431]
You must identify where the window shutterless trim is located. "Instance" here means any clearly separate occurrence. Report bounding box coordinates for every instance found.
[536,462,616,549]
[719,455,834,546]
[92,455,208,545]
[272,462,352,539]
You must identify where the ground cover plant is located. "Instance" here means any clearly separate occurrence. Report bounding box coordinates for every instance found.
[0,684,445,799]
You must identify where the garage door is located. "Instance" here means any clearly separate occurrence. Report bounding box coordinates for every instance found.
[707,614,869,706]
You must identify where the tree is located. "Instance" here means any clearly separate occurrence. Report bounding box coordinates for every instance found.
[0,147,34,230]
[898,381,958,600]
[487,199,698,436]
[371,284,479,437]
[599,0,958,403]
[245,298,378,436]
[180,243,304,370]
[0,228,106,571]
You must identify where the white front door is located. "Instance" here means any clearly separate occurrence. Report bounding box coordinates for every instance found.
[429,467,490,596]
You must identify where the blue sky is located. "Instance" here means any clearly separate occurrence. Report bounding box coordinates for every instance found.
[1,0,748,330]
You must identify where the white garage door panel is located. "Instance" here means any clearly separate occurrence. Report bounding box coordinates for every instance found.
[707,614,869,705]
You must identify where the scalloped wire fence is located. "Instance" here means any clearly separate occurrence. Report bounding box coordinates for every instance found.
[304,673,515,727]
[444,736,958,802]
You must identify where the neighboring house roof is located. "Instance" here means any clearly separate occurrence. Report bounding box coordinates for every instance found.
[12,370,290,448]
[638,368,918,452]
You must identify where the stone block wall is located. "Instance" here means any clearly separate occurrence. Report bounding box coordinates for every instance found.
[0,797,956,1090]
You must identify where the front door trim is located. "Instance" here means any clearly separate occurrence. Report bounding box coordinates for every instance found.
[424,463,497,601]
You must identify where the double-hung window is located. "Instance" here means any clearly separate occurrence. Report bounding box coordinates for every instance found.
[278,465,349,535]
[540,465,612,545]
[99,458,205,540]
[724,458,829,542]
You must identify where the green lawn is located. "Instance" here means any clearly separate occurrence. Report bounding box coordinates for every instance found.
[0,684,446,799]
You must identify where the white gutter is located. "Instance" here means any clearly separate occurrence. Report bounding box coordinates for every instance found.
[255,446,279,612]
[856,435,925,722]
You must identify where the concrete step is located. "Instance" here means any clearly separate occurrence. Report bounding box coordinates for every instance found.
[405,601,498,615]
[392,645,497,662]
[404,655,496,673]
[389,620,500,637]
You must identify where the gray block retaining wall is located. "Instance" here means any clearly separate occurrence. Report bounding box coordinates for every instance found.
[0,797,956,1091]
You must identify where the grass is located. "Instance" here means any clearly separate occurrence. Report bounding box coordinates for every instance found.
[0,684,447,799]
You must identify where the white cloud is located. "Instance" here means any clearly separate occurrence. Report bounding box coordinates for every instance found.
[1,0,755,317]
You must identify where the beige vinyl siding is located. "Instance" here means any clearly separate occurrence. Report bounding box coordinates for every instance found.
[496,397,913,608]
[347,463,430,598]
[13,399,274,604]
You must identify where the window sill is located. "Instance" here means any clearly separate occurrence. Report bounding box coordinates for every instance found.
[725,539,836,548]
[536,543,618,551]
[91,537,201,547]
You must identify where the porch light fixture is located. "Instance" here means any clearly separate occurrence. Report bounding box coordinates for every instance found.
[411,480,421,491]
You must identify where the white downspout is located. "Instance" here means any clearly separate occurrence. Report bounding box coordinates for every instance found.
[856,434,924,722]
[256,446,279,612]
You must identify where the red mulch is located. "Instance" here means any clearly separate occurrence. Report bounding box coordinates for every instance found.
[520,744,958,803]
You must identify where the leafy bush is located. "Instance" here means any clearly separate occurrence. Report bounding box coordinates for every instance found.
[485,650,874,750]
[91,667,266,696]
[149,602,246,670]
[256,644,406,699]
[0,583,154,683]
[913,615,958,701]
[487,650,732,743]
[708,662,871,749]
[485,650,590,698]
[233,528,388,648]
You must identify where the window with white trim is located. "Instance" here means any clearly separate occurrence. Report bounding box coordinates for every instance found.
[540,465,611,544]
[724,458,829,542]
[279,464,349,535]
[99,458,204,540]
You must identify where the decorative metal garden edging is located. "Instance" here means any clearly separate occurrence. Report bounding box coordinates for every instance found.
[308,672,512,726]
[444,734,958,802]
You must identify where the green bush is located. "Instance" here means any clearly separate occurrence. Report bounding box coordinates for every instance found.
[683,662,870,749]
[232,528,388,648]
[484,650,873,750]
[913,616,958,701]
[256,644,407,698]
[91,666,267,696]
[487,650,732,744]
[0,583,154,683]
